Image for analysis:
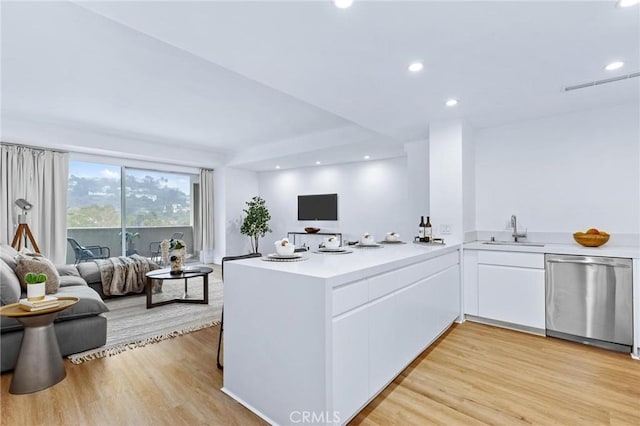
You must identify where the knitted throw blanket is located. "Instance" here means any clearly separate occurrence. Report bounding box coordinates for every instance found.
[96,254,160,296]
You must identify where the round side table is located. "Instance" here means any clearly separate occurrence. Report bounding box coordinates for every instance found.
[0,297,78,394]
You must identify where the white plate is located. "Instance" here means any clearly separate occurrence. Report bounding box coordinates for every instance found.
[268,253,302,259]
[355,243,382,248]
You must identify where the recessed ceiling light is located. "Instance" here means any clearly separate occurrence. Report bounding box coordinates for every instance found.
[364,155,370,160]
[445,99,459,107]
[408,62,424,73]
[617,0,639,7]
[315,161,321,165]
[334,0,353,9]
[605,61,624,71]
[275,165,280,169]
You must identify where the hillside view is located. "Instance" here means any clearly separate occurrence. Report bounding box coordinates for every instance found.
[67,163,192,228]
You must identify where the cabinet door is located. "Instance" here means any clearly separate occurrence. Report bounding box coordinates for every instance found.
[478,265,545,329]
[463,251,479,315]
[333,307,369,420]
[436,265,461,329]
[368,294,404,394]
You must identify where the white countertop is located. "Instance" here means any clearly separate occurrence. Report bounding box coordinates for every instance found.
[464,240,640,259]
[227,242,461,287]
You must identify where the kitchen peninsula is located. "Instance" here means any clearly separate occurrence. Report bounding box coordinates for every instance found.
[222,243,462,425]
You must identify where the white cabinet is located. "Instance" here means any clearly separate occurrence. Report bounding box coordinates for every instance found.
[463,250,479,315]
[478,264,545,329]
[332,307,369,420]
[334,253,460,423]
[368,293,404,393]
[470,250,545,330]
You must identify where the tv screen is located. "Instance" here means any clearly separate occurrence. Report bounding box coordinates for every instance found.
[298,193,338,221]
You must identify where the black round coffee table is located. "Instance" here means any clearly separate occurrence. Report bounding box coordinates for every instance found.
[144,266,213,309]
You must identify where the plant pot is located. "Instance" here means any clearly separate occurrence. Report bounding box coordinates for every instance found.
[27,282,46,301]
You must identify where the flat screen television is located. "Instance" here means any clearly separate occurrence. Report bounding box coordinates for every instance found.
[297,193,338,221]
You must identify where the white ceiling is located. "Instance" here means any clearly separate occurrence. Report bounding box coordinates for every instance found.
[2,1,638,171]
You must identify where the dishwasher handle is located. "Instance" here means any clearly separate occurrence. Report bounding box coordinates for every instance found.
[546,258,631,268]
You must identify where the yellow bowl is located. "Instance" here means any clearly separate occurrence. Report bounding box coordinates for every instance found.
[573,232,610,247]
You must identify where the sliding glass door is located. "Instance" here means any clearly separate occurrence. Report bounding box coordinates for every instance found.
[124,168,194,262]
[66,160,197,264]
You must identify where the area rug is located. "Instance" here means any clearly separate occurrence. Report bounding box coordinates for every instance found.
[68,266,222,364]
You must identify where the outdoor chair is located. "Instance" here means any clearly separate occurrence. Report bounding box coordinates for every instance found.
[149,232,185,262]
[67,238,110,265]
[216,252,262,370]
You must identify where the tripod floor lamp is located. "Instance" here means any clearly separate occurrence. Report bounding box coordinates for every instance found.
[11,198,40,253]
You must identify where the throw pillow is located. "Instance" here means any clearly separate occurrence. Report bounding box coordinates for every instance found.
[15,255,61,294]
[0,244,19,271]
[0,260,21,305]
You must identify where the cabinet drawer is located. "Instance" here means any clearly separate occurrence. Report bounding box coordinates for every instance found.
[478,251,544,269]
[368,251,459,301]
[332,280,368,316]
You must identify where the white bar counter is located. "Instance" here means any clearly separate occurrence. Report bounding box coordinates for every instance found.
[222,243,462,425]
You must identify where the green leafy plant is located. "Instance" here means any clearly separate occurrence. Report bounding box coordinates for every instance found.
[125,232,140,242]
[24,272,47,284]
[240,196,272,253]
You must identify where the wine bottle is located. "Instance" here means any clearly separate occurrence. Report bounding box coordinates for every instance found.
[418,216,425,241]
[425,216,432,242]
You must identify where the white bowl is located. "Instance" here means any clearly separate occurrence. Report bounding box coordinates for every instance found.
[360,234,376,245]
[324,236,340,249]
[275,240,295,255]
[385,232,400,242]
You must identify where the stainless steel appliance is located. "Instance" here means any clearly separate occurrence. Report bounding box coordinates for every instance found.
[545,254,633,352]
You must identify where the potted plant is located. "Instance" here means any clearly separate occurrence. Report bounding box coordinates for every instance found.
[25,272,47,301]
[125,232,140,255]
[240,196,272,253]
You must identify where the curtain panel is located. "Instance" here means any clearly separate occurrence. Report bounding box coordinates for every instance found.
[1,144,69,264]
[198,169,215,263]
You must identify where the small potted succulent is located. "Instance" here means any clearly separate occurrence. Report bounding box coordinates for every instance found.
[25,272,47,301]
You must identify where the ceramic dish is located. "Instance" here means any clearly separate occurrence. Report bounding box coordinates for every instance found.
[267,253,302,259]
[315,249,353,255]
[354,243,382,248]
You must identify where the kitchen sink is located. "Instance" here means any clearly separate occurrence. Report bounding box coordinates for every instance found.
[482,241,545,247]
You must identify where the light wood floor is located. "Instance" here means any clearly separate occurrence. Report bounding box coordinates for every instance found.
[2,321,639,425]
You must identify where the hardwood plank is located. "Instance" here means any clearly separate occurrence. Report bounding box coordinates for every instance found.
[2,321,638,425]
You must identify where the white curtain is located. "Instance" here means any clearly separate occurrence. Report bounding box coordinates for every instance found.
[1,144,69,264]
[197,169,215,263]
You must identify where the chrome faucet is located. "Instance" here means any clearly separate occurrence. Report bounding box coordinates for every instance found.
[511,214,527,242]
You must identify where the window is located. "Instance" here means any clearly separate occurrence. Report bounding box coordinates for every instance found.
[66,160,197,263]
[68,162,121,227]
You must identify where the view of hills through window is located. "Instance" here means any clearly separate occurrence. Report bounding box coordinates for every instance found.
[68,161,192,228]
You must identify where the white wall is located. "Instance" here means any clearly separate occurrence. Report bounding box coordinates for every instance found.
[212,167,259,263]
[404,140,430,221]
[475,102,640,235]
[258,157,412,250]
[429,120,466,244]
[462,124,476,238]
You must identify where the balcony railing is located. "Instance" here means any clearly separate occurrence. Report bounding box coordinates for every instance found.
[66,226,194,265]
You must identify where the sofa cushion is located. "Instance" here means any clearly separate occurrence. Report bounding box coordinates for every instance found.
[0,244,18,271]
[54,286,109,321]
[0,260,21,305]
[0,286,108,334]
[56,264,81,277]
[15,255,61,294]
[76,262,101,284]
[59,275,88,288]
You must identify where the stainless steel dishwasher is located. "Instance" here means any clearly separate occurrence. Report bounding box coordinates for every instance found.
[545,254,633,352]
